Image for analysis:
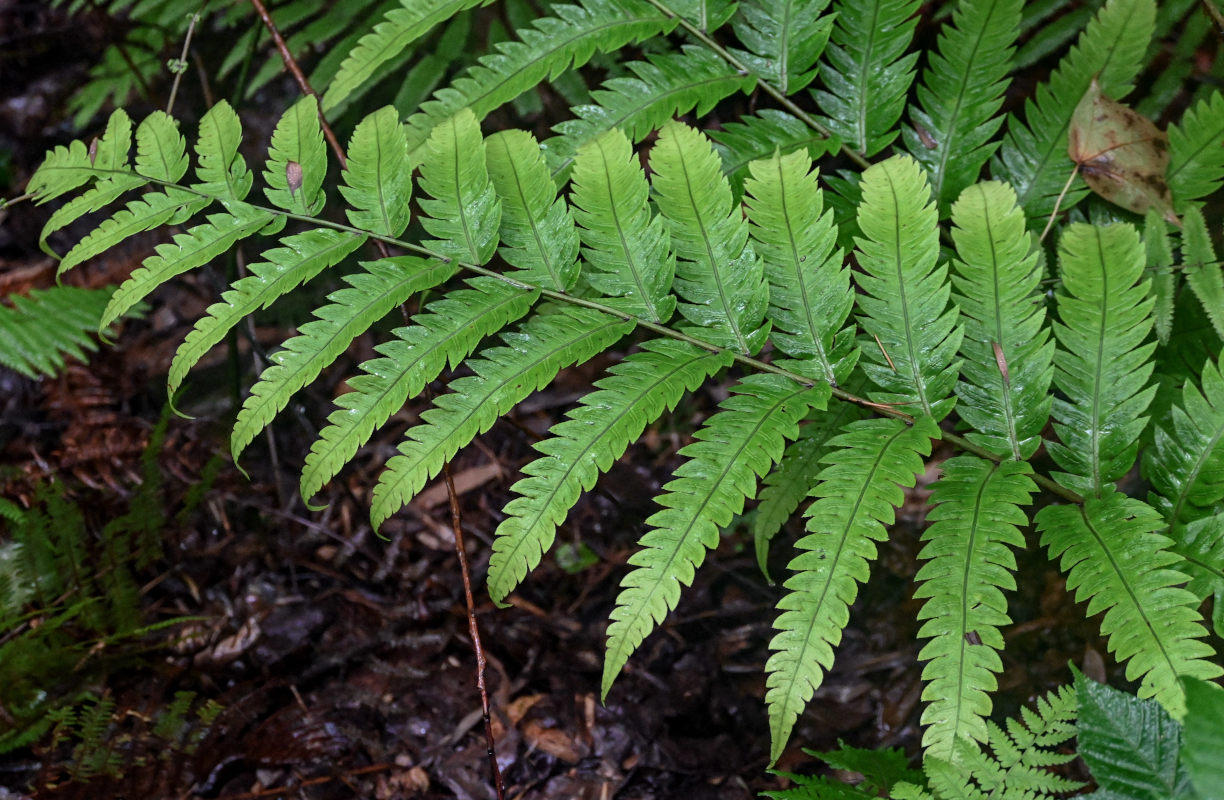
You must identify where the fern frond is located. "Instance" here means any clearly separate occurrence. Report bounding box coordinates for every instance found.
[545,46,753,179]
[1144,355,1224,527]
[371,305,634,528]
[753,396,867,580]
[651,121,770,354]
[262,95,328,216]
[231,257,458,464]
[58,188,208,277]
[604,374,831,699]
[27,139,95,204]
[0,287,118,378]
[1181,206,1224,340]
[1037,493,1221,717]
[903,0,1021,212]
[486,130,580,291]
[730,0,834,94]
[711,110,840,198]
[1173,515,1224,627]
[1047,222,1155,498]
[950,181,1052,461]
[341,106,413,239]
[994,0,1156,219]
[322,0,490,112]
[400,0,676,159]
[764,416,939,764]
[100,205,277,331]
[1168,91,1224,209]
[570,128,676,323]
[813,0,920,156]
[167,229,366,398]
[915,456,1036,760]
[743,148,856,385]
[192,101,252,203]
[418,108,501,264]
[301,277,538,503]
[854,155,962,421]
[488,339,734,603]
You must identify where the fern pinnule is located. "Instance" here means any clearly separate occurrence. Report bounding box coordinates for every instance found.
[950,181,1052,461]
[1172,515,1224,625]
[903,0,1021,212]
[915,456,1035,760]
[1144,355,1224,527]
[765,415,938,764]
[302,277,537,503]
[570,128,676,323]
[854,155,962,421]
[400,0,677,160]
[1180,206,1224,341]
[168,229,367,398]
[191,101,252,203]
[419,109,501,265]
[710,110,840,198]
[813,0,920,156]
[231,256,458,466]
[1146,210,1175,345]
[1168,90,1224,209]
[651,120,770,354]
[743,148,856,386]
[1047,222,1155,498]
[993,0,1156,219]
[729,0,833,94]
[545,46,752,181]
[322,0,490,113]
[488,339,734,603]
[1036,493,1222,717]
[371,304,634,529]
[604,374,830,699]
[262,96,328,217]
[485,129,580,291]
[340,106,413,239]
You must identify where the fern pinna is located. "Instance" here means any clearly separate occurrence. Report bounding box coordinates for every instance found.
[23,0,1224,773]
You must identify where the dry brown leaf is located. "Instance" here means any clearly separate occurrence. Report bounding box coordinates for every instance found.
[1068,77,1179,225]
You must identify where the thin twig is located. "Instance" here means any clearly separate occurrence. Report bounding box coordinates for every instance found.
[165,10,202,115]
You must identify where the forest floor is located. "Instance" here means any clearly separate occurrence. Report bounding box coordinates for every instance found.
[0,4,1119,799]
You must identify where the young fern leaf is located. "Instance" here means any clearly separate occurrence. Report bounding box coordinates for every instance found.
[604,374,831,699]
[485,130,580,291]
[854,155,962,421]
[1144,356,1224,527]
[372,305,634,529]
[303,278,538,503]
[1167,91,1224,209]
[231,257,458,465]
[570,128,676,323]
[322,0,491,113]
[1036,492,1222,716]
[915,456,1036,760]
[651,121,770,354]
[903,0,1021,212]
[744,148,857,385]
[544,46,753,180]
[488,339,734,603]
[813,0,920,156]
[753,396,866,581]
[341,106,413,239]
[765,415,938,764]
[400,0,677,160]
[1181,206,1224,340]
[994,0,1156,219]
[1047,222,1155,498]
[419,109,500,264]
[0,287,118,379]
[730,0,834,94]
[263,96,328,217]
[950,181,1052,461]
[710,110,840,198]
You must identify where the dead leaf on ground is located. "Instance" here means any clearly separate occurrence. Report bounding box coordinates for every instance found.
[1068,76,1180,225]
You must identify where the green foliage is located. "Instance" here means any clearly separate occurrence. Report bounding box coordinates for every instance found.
[16,0,1224,778]
[0,287,121,379]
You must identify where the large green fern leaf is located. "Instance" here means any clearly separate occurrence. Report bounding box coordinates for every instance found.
[1168,91,1224,209]
[1047,222,1155,498]
[1036,492,1222,717]
[915,456,1036,760]
[1144,355,1224,527]
[489,339,734,603]
[765,415,938,764]
[604,374,831,698]
[950,181,1052,461]
[854,155,962,421]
